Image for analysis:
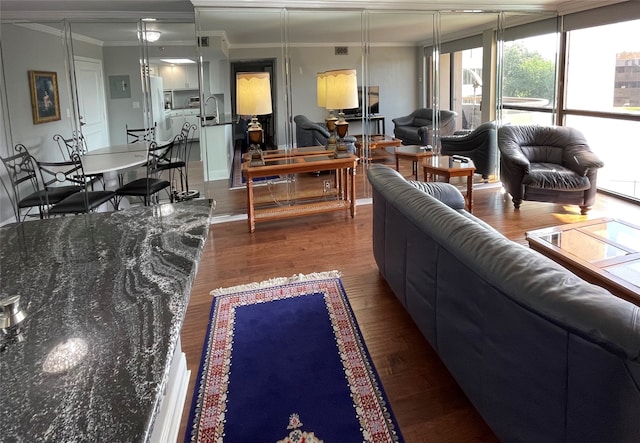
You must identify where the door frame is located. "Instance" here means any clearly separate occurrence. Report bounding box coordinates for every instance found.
[73,56,110,150]
[231,59,277,150]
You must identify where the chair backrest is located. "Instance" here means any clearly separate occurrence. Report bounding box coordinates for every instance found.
[180,122,197,160]
[53,131,88,159]
[0,144,43,221]
[181,122,196,141]
[498,125,585,165]
[294,115,330,147]
[439,110,458,137]
[126,123,156,144]
[410,108,434,126]
[149,134,184,167]
[36,153,88,193]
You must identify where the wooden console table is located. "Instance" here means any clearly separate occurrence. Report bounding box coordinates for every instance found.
[242,152,358,233]
[345,115,385,134]
[354,134,402,161]
[423,155,476,212]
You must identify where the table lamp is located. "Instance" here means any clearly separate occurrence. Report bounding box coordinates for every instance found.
[317,71,338,151]
[324,69,358,158]
[236,72,272,166]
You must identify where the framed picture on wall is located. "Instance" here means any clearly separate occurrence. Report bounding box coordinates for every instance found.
[28,70,61,124]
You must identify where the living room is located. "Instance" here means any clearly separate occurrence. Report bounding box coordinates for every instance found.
[2,1,640,442]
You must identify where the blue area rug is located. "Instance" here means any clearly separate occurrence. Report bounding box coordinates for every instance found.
[229,145,285,190]
[185,271,403,443]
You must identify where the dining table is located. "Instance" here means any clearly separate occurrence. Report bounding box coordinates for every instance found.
[82,142,149,186]
[81,142,150,210]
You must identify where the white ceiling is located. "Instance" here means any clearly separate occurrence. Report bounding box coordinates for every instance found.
[1,0,628,47]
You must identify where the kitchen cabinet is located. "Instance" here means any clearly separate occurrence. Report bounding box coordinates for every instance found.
[159,64,199,90]
[168,109,200,140]
[185,65,199,90]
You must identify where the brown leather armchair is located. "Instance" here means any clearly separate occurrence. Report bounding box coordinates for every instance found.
[392,108,457,145]
[498,125,604,214]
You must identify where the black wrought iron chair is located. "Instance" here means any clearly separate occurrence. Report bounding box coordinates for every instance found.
[126,123,156,144]
[175,122,199,200]
[115,140,171,206]
[53,132,104,189]
[147,133,187,201]
[37,153,116,216]
[0,144,81,221]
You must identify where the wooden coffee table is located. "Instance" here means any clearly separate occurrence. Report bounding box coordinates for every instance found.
[394,145,434,179]
[526,218,640,306]
[354,134,402,161]
[422,155,476,212]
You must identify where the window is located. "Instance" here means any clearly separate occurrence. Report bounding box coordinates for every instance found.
[501,33,558,125]
[565,20,640,114]
[460,48,483,129]
[564,19,640,200]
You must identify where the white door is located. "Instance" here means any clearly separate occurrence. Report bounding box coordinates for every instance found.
[75,57,109,150]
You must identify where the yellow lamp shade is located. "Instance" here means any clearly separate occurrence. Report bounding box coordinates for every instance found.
[236,72,272,116]
[317,71,327,108]
[324,69,358,111]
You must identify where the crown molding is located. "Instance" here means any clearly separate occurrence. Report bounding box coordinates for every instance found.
[0,10,194,21]
[189,0,555,12]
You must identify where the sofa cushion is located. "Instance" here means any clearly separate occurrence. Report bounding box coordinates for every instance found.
[523,162,591,191]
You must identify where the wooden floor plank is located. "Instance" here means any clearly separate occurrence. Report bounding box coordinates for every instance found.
[179,160,640,442]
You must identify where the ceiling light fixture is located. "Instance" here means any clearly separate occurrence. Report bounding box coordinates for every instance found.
[160,58,196,64]
[139,30,161,42]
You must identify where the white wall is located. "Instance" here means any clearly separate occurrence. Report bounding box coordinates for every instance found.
[1,24,76,161]
[103,46,145,145]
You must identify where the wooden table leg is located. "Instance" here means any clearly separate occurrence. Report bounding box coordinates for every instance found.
[246,177,255,233]
[466,173,473,213]
[350,165,357,217]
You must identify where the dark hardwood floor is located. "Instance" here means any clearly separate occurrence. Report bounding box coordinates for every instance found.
[178,156,640,442]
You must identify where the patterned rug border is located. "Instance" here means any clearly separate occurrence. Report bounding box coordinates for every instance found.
[189,271,403,443]
[210,270,342,296]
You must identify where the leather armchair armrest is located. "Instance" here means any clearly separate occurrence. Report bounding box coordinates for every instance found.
[417,126,433,136]
[565,149,605,176]
[501,147,531,171]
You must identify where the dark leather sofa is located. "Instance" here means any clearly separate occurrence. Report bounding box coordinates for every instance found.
[368,163,640,443]
[392,108,457,145]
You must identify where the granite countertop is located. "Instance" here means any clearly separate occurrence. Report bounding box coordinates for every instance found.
[0,199,212,442]
[200,113,235,127]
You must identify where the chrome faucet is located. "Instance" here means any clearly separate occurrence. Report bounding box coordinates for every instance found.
[204,95,219,123]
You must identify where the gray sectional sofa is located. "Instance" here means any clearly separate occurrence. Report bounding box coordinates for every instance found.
[367,163,640,442]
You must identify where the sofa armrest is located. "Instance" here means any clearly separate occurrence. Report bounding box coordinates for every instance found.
[408,180,466,210]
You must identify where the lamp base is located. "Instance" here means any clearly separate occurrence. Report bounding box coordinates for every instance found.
[247,144,265,166]
[333,142,351,159]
